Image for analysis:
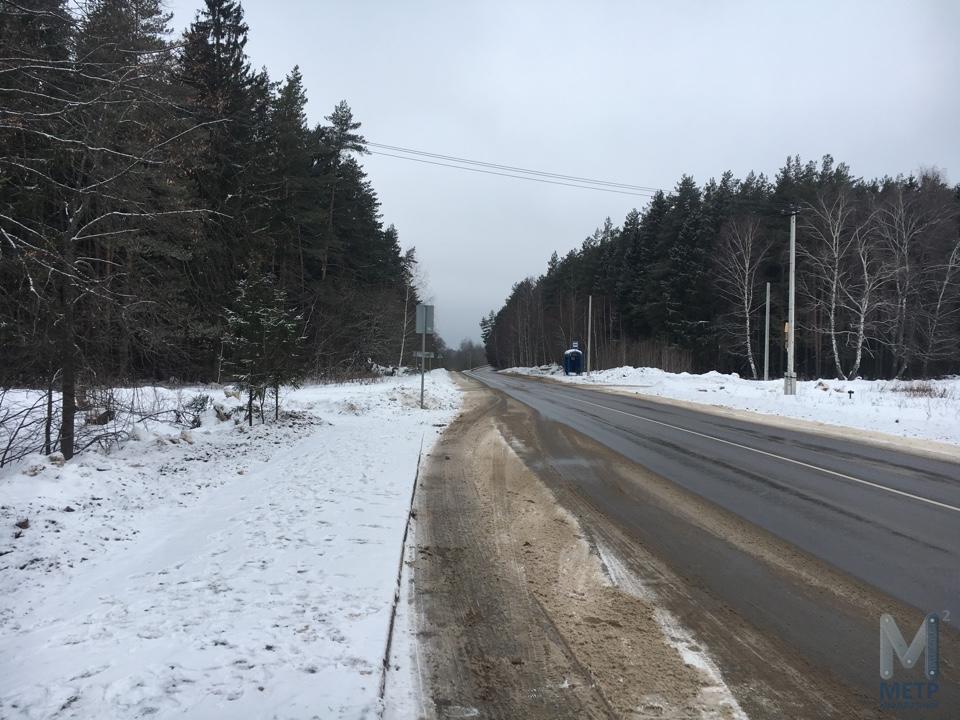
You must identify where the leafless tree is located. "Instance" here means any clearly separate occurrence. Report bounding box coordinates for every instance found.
[839,212,889,379]
[918,234,960,375]
[799,189,859,378]
[874,176,954,378]
[716,216,770,379]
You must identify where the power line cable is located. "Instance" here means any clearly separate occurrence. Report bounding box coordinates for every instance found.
[368,150,658,198]
[367,141,661,193]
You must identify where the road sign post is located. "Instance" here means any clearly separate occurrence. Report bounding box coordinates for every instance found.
[415,304,435,409]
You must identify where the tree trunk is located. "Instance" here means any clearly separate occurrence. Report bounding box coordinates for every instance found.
[847,251,872,380]
[44,379,53,456]
[322,184,336,281]
[827,282,845,379]
[59,223,79,460]
[744,301,757,379]
[60,336,76,460]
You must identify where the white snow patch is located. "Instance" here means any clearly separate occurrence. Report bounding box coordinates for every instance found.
[0,371,461,719]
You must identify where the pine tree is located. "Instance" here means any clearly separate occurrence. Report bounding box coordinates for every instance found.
[315,101,368,281]
[179,0,271,297]
[223,273,303,424]
[267,66,324,294]
[73,0,198,379]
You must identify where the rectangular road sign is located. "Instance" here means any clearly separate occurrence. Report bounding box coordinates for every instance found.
[416,304,434,334]
[413,351,435,359]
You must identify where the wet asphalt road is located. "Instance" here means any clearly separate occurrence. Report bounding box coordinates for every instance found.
[465,368,960,624]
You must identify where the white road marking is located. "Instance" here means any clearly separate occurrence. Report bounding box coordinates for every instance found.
[560,394,960,514]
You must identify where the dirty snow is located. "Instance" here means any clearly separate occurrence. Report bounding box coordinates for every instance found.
[0,371,460,719]
[595,540,748,720]
[505,365,960,446]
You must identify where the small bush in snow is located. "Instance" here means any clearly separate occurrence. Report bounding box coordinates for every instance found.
[186,394,211,415]
[182,394,211,428]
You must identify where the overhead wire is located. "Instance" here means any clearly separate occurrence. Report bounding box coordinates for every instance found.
[366,141,661,197]
[368,141,660,192]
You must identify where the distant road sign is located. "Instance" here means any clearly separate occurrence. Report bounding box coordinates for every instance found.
[413,351,435,358]
[416,304,435,334]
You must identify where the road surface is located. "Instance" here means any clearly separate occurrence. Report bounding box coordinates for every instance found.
[467,368,960,621]
[409,369,959,718]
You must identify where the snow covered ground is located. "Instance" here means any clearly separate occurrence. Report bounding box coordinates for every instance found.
[0,371,461,719]
[505,365,960,446]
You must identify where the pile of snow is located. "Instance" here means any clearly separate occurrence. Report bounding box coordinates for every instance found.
[505,365,960,446]
[0,370,461,719]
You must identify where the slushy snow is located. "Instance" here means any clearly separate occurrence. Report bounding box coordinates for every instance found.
[504,365,960,446]
[0,371,461,719]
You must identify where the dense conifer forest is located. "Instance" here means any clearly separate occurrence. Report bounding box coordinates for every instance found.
[481,157,960,380]
[1,0,436,457]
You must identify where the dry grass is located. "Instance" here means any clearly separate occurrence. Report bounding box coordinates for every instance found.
[890,382,951,399]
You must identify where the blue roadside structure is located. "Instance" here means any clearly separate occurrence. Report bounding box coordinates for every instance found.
[563,347,583,375]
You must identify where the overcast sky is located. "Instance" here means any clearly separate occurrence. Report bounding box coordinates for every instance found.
[167,0,960,344]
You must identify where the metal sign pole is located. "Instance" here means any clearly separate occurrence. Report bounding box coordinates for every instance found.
[415,304,434,410]
[420,328,426,409]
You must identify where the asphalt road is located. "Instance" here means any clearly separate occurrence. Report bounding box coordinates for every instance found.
[466,368,960,631]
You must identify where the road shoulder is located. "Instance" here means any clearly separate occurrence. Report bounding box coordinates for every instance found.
[409,375,749,718]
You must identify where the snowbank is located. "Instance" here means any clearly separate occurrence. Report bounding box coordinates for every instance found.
[504,365,960,446]
[0,370,461,719]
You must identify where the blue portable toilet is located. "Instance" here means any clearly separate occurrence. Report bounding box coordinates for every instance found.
[563,346,583,375]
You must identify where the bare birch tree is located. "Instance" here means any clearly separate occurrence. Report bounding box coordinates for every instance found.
[799,189,859,378]
[874,177,953,378]
[840,212,888,379]
[918,234,960,375]
[716,216,769,379]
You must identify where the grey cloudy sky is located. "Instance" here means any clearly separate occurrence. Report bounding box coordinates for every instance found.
[167,0,960,344]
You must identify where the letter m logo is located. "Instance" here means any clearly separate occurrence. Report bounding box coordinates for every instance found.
[880,613,939,680]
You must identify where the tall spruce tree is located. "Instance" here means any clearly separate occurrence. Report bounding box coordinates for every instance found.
[179,0,271,318]
[266,66,325,295]
[315,101,367,281]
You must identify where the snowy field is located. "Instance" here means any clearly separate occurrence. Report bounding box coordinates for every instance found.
[505,365,960,446]
[0,371,461,719]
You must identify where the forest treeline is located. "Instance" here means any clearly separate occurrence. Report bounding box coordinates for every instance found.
[481,156,960,381]
[1,0,437,457]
